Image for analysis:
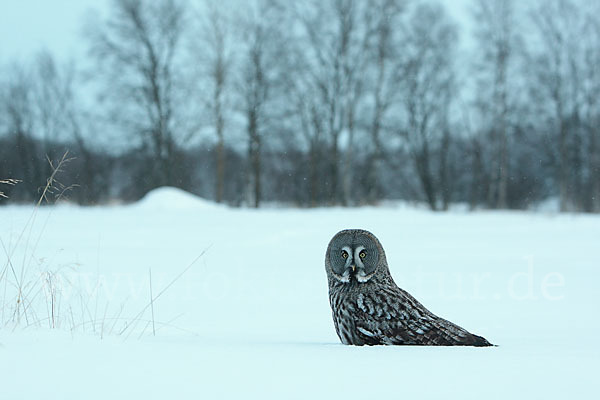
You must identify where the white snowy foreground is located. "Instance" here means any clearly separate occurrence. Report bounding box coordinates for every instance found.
[1,187,598,399]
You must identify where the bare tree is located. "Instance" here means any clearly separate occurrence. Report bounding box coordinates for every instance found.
[235,0,281,208]
[87,0,187,190]
[266,1,327,207]
[275,13,325,207]
[398,3,458,211]
[528,0,584,211]
[34,50,64,179]
[191,1,232,203]
[56,60,109,204]
[0,65,44,200]
[363,0,405,204]
[338,1,371,206]
[581,8,600,212]
[293,0,369,205]
[281,63,323,207]
[471,0,520,209]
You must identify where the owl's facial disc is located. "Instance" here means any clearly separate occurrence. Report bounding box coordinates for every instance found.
[329,233,379,283]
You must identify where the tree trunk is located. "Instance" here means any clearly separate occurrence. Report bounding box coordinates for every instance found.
[558,119,568,212]
[253,135,261,209]
[487,128,499,208]
[439,126,451,211]
[469,138,484,210]
[496,87,508,209]
[15,131,39,200]
[591,123,600,213]
[215,101,225,203]
[367,58,385,205]
[496,43,509,209]
[247,108,261,208]
[309,143,318,207]
[342,98,357,206]
[497,126,508,209]
[414,144,437,211]
[367,123,382,205]
[330,132,339,205]
[308,107,322,207]
[327,91,340,205]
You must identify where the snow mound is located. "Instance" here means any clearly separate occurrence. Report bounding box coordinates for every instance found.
[135,186,222,210]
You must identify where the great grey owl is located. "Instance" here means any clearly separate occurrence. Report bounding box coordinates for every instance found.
[325,229,492,346]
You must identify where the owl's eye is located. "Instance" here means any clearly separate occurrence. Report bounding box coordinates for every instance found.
[341,250,349,259]
[359,251,366,259]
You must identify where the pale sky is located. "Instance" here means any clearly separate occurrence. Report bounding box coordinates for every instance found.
[0,0,107,61]
[0,0,473,62]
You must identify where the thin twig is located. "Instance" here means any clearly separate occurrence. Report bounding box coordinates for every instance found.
[64,317,199,336]
[149,268,156,337]
[119,248,210,336]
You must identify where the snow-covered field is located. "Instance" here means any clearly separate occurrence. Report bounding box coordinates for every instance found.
[1,188,598,399]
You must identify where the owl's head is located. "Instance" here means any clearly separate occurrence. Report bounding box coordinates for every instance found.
[325,229,388,284]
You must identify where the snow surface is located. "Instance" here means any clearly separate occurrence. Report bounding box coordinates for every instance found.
[1,187,599,399]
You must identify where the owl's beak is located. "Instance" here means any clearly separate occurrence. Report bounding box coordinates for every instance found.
[351,265,356,273]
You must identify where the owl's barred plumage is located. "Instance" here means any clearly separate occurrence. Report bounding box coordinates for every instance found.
[326,229,492,346]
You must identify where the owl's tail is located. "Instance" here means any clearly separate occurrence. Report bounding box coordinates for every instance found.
[469,333,494,347]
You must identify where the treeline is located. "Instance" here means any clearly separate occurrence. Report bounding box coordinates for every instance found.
[1,0,599,211]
